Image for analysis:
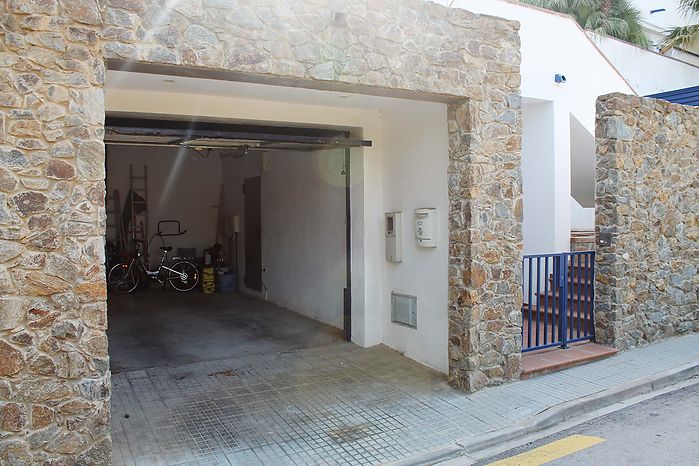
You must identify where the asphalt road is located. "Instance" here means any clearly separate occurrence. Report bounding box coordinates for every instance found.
[479,382,699,465]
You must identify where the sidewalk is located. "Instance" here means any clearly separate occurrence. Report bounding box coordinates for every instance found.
[396,332,699,465]
[111,333,699,465]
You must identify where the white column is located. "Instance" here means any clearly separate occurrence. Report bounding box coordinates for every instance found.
[522,100,556,254]
[553,100,572,253]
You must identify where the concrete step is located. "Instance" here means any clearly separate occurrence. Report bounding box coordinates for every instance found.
[524,291,594,314]
[521,342,618,379]
[522,305,593,334]
[568,260,593,272]
[545,275,594,294]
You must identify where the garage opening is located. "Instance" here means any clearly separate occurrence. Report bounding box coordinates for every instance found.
[104,114,370,372]
[103,66,456,464]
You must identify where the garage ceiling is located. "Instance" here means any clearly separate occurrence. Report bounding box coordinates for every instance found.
[104,116,372,152]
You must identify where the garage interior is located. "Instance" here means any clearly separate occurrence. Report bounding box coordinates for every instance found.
[104,113,370,371]
[105,68,452,375]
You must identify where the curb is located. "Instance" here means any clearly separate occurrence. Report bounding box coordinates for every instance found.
[389,360,699,466]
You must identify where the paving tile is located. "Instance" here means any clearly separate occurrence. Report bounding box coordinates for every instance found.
[112,333,699,465]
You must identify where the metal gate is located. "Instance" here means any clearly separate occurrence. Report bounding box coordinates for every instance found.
[522,251,595,352]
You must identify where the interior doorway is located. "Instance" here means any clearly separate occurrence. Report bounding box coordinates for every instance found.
[243,176,262,292]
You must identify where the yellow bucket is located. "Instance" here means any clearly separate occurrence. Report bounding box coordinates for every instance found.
[202,267,215,293]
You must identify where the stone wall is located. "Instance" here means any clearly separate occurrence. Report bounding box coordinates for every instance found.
[0,0,111,464]
[595,93,698,350]
[1,0,522,462]
[446,98,523,391]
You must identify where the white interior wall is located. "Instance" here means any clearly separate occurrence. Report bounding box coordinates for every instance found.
[261,150,346,328]
[220,150,346,329]
[106,74,450,372]
[107,143,347,329]
[105,145,222,260]
[107,84,379,348]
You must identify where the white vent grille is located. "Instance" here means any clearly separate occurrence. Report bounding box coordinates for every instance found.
[391,292,417,329]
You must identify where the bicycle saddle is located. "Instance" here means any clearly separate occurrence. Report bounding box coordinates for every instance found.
[160,246,173,252]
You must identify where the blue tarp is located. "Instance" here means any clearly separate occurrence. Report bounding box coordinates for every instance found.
[646,85,699,107]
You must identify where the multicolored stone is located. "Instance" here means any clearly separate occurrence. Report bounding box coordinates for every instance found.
[1,0,523,461]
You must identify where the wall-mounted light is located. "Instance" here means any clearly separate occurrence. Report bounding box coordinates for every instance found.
[334,12,347,25]
[555,74,567,84]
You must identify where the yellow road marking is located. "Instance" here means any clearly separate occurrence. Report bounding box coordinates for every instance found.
[488,434,605,466]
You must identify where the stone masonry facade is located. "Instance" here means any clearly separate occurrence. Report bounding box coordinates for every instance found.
[0,0,522,462]
[595,93,698,350]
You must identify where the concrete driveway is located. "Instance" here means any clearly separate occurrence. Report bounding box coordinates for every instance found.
[110,342,477,465]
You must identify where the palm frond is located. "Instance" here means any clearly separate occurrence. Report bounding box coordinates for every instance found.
[676,0,699,16]
[661,24,699,52]
[519,0,649,46]
[519,0,570,13]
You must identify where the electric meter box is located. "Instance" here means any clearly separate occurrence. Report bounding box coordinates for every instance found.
[385,212,403,263]
[414,208,438,248]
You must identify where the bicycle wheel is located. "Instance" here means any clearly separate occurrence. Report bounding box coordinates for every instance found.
[108,261,140,293]
[167,260,199,292]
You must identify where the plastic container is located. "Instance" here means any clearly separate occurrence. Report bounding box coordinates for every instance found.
[217,273,237,293]
[202,266,215,293]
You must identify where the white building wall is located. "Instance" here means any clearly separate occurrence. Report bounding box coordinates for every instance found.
[589,34,699,95]
[380,103,450,372]
[571,198,595,230]
[451,0,634,254]
[570,114,595,208]
[449,1,634,101]
[633,0,695,30]
[632,0,699,56]
[521,100,555,255]
[551,101,573,253]
[664,48,699,67]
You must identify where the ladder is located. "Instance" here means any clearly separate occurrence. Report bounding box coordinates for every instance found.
[105,189,126,251]
[128,164,149,263]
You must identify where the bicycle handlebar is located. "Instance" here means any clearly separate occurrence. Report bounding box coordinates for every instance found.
[157,220,187,237]
[140,221,189,257]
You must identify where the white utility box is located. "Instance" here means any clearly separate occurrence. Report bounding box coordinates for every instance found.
[414,208,438,248]
[385,212,403,262]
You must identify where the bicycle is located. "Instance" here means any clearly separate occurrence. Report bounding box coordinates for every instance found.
[108,220,200,293]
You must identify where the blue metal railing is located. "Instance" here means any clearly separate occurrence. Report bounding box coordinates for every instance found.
[521,251,595,352]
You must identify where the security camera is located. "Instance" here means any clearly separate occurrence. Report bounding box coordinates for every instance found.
[555,74,567,83]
